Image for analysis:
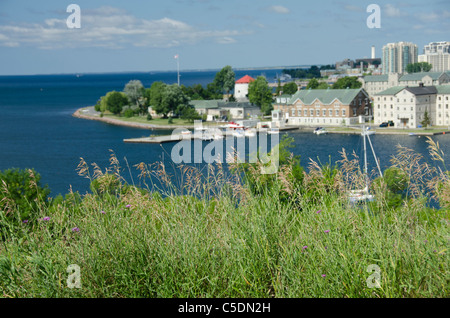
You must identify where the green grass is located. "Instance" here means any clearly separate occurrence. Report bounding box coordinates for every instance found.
[0,142,448,298]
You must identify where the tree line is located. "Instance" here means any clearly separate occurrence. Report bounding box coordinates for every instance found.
[94,65,278,120]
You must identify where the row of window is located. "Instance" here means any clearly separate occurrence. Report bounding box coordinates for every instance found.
[289,109,348,117]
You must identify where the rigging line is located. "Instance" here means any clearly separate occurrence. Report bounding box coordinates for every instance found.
[366,134,383,178]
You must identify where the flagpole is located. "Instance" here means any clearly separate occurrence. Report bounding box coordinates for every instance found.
[175,54,180,86]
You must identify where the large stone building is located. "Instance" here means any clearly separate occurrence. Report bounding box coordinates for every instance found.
[272,88,372,126]
[382,42,418,74]
[373,84,450,128]
[418,41,450,73]
[360,72,450,98]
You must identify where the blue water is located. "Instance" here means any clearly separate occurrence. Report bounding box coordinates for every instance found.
[0,69,449,196]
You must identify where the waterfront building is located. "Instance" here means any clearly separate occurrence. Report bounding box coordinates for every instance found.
[234,75,255,102]
[373,84,450,128]
[418,41,450,72]
[361,72,450,98]
[382,42,418,74]
[272,88,372,126]
[190,99,261,121]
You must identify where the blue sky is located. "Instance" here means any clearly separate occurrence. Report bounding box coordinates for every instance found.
[0,0,449,75]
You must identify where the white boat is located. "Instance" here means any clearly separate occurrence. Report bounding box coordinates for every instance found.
[244,129,256,137]
[348,125,383,204]
[314,127,328,135]
[362,127,376,136]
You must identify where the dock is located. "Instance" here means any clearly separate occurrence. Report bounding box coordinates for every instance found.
[124,126,299,144]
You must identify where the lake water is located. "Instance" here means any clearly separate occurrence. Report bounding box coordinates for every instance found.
[1,69,449,196]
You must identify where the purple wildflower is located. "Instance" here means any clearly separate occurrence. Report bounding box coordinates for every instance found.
[100,210,106,214]
[324,230,330,233]
[303,246,308,250]
[22,220,28,224]
[72,227,80,232]
[316,210,321,214]
[40,217,50,221]
[322,274,326,278]
[126,204,131,208]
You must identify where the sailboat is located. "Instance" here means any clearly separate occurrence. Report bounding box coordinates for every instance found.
[349,125,383,204]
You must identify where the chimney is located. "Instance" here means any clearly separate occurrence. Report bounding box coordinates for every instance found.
[419,82,424,87]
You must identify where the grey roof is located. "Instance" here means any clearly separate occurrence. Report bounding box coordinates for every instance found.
[405,86,437,95]
[376,85,438,96]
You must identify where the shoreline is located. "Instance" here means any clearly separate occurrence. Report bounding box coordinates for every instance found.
[73,107,450,136]
[72,106,195,130]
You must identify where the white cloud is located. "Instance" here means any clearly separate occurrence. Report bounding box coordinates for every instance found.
[268,5,290,14]
[0,6,245,49]
[384,4,405,17]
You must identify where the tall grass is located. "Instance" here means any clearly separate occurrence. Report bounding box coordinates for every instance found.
[0,138,448,298]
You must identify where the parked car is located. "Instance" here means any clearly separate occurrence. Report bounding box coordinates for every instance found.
[388,121,394,127]
[379,122,388,127]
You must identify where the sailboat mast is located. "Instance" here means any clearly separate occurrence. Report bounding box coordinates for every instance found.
[363,125,368,175]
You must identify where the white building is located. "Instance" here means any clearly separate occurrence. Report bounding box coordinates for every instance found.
[373,84,450,128]
[382,42,418,74]
[418,41,450,73]
[360,72,450,98]
[234,75,255,102]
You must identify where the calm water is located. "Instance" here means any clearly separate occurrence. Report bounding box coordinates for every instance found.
[0,69,449,196]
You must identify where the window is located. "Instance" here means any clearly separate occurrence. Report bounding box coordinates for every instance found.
[304,109,307,116]
[316,110,320,116]
[329,109,333,116]
[298,110,302,116]
[353,108,357,116]
[323,110,326,116]
[342,109,346,116]
[336,109,340,116]
[310,110,314,116]
[292,109,295,116]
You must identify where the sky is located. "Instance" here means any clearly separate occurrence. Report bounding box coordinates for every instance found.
[0,0,449,75]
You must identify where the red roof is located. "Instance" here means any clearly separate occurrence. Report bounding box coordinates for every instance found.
[235,75,255,84]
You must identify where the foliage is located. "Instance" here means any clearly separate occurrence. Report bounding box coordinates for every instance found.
[213,65,235,95]
[406,62,433,73]
[307,78,319,89]
[421,110,431,127]
[180,106,201,122]
[282,82,298,95]
[123,80,144,108]
[332,76,362,89]
[248,76,274,115]
[0,168,50,236]
[282,65,322,79]
[106,91,129,115]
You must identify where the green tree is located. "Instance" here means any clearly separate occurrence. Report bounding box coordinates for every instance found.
[181,106,201,122]
[332,77,362,89]
[123,80,144,108]
[248,76,274,115]
[106,91,129,115]
[155,84,190,118]
[149,81,167,117]
[306,78,319,89]
[317,82,330,89]
[421,109,431,127]
[406,62,432,73]
[213,65,235,97]
[282,82,298,95]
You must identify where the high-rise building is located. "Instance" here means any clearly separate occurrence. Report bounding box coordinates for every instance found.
[418,41,450,72]
[382,42,418,74]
